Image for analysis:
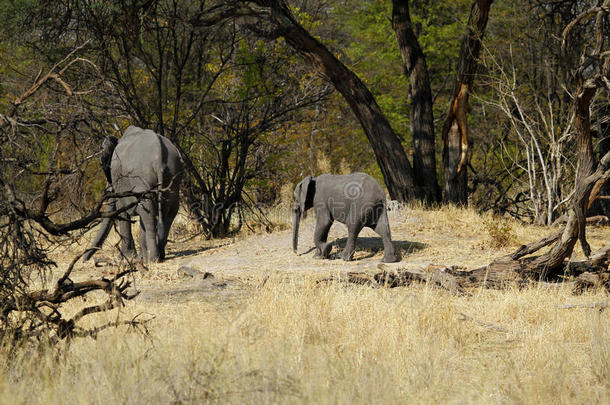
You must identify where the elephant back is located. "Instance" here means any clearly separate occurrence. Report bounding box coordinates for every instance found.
[111,126,182,193]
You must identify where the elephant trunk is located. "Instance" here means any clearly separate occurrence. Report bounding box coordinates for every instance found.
[84,135,119,262]
[83,217,113,261]
[83,195,116,262]
[292,209,300,253]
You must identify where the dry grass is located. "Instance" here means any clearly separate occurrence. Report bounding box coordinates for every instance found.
[1,206,609,404]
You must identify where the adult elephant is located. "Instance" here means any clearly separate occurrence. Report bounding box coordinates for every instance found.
[292,173,398,263]
[84,126,183,262]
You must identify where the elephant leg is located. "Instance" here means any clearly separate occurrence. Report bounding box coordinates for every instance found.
[157,192,179,261]
[374,213,398,263]
[118,216,137,259]
[341,222,363,261]
[313,213,333,259]
[138,200,159,262]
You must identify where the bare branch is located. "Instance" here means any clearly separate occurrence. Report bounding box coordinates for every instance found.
[11,41,92,112]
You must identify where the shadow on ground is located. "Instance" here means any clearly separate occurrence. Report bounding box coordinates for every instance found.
[324,237,427,261]
[163,241,233,260]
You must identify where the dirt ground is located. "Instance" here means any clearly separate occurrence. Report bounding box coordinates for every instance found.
[57,206,610,304]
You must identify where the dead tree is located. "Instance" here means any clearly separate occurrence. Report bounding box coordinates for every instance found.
[1,44,146,346]
[526,0,610,276]
[1,253,142,344]
[464,1,610,281]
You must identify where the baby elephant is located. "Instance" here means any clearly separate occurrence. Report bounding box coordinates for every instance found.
[292,173,399,263]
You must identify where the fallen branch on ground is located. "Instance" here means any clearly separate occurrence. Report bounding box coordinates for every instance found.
[1,252,146,344]
[551,215,608,226]
[321,240,609,294]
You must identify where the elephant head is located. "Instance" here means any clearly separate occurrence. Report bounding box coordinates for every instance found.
[292,175,315,253]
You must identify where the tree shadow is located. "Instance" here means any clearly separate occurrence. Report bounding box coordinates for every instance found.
[162,241,234,260]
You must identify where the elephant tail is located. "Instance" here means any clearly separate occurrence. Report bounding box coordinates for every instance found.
[100,135,119,185]
[292,208,300,253]
[83,216,113,261]
[156,164,165,232]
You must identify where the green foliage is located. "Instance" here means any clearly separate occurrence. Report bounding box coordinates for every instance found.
[331,1,409,136]
[331,0,470,138]
[0,0,603,229]
[0,0,37,39]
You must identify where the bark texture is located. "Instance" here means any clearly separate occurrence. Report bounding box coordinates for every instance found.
[391,0,441,203]
[442,0,494,204]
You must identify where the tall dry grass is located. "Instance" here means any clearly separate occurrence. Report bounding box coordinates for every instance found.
[0,278,608,404]
[1,205,608,404]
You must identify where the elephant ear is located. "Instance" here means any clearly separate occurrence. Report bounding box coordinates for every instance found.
[100,135,119,185]
[299,175,314,216]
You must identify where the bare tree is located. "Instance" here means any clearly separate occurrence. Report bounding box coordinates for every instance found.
[184,42,331,237]
[484,0,609,280]
[481,46,576,225]
[0,44,145,346]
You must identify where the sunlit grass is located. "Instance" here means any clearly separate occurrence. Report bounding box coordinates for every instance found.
[3,206,608,404]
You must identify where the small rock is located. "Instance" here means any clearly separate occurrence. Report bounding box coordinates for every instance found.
[177,265,214,279]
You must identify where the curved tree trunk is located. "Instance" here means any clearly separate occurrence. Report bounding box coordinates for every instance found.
[259,1,423,202]
[391,0,441,203]
[442,0,494,205]
[190,0,431,202]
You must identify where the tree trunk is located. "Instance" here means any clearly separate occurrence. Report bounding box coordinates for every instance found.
[391,0,441,203]
[588,120,610,215]
[260,1,422,202]
[441,0,494,204]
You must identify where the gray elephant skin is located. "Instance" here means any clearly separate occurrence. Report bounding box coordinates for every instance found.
[84,126,183,262]
[292,173,398,263]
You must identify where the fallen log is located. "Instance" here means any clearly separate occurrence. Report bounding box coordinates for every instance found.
[323,237,609,294]
[334,249,609,294]
[375,259,525,292]
[375,264,466,293]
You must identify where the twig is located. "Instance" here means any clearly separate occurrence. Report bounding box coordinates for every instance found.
[11,41,93,112]
[557,301,610,311]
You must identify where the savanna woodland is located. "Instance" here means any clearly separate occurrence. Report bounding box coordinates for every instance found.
[1,0,609,403]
